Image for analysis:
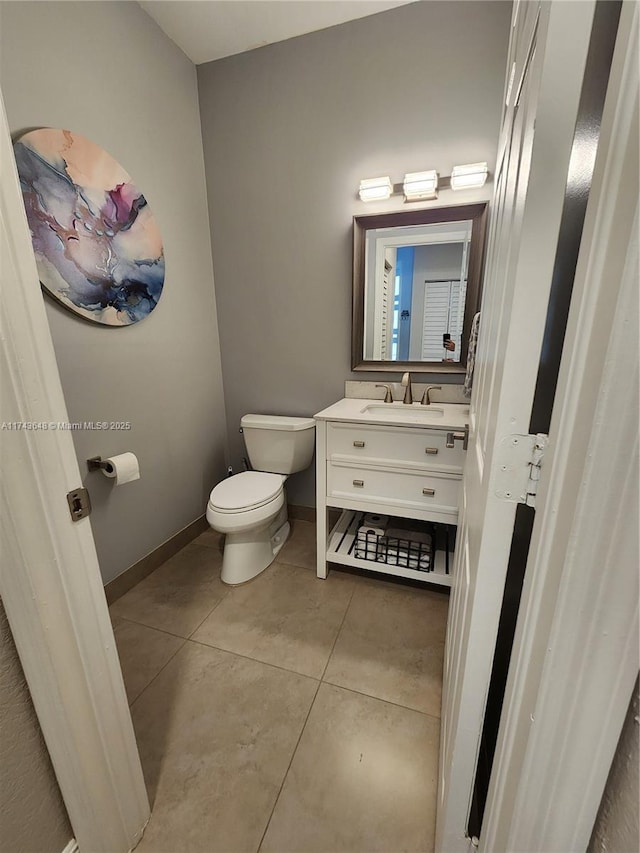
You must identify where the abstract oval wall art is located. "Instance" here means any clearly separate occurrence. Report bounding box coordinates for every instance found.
[13,128,164,326]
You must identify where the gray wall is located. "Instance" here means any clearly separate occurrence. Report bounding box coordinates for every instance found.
[1,1,227,583]
[0,599,72,853]
[589,680,639,853]
[197,1,511,506]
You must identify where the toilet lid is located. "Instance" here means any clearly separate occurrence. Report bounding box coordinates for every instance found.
[208,471,284,512]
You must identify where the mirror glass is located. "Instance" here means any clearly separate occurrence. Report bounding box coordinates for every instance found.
[363,220,472,363]
[352,203,487,373]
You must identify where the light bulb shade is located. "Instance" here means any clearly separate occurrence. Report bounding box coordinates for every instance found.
[450,162,488,190]
[403,170,438,200]
[359,176,392,202]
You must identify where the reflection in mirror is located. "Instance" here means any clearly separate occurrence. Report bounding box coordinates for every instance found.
[352,203,487,373]
[364,220,472,363]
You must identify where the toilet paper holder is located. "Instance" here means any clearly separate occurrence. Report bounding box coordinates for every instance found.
[87,456,115,474]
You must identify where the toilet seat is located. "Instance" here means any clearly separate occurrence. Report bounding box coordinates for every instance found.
[208,471,285,514]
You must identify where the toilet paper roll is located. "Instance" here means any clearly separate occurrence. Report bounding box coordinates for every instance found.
[356,525,386,540]
[355,525,385,560]
[362,513,389,528]
[101,452,140,485]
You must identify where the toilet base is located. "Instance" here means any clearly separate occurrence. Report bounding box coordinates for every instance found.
[220,505,289,585]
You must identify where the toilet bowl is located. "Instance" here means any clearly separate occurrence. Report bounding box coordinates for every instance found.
[206,415,315,585]
[207,471,289,585]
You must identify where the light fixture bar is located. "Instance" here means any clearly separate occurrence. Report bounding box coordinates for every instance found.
[403,170,438,201]
[450,162,488,190]
[358,176,393,202]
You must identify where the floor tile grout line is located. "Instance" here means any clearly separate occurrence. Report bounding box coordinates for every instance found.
[110,579,230,644]
[186,591,230,640]
[255,678,323,853]
[321,679,443,723]
[318,566,447,717]
[255,538,353,852]
[276,558,317,572]
[113,590,232,709]
[319,578,358,683]
[111,613,194,642]
[128,637,189,710]
[121,610,443,720]
[184,636,322,683]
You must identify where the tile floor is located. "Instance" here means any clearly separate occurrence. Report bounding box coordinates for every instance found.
[110,519,449,853]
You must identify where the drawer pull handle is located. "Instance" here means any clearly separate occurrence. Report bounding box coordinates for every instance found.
[425,447,439,455]
[353,479,364,487]
[353,440,366,448]
[422,488,436,496]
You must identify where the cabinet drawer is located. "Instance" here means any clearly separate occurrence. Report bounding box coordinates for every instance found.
[327,421,465,472]
[327,463,460,515]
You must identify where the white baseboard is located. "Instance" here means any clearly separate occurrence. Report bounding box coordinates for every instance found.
[62,840,79,853]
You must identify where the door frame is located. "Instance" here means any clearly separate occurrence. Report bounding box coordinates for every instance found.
[437,2,603,849]
[468,0,624,834]
[0,94,149,852]
[481,3,638,848]
[1,5,636,850]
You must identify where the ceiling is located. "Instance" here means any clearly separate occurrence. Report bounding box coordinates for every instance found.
[139,0,415,65]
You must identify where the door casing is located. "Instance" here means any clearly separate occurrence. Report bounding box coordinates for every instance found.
[0,92,150,853]
[437,2,606,849]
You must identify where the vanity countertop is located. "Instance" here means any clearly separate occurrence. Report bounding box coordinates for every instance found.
[314,397,470,430]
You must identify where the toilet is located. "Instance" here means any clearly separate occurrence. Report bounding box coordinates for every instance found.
[206,414,316,585]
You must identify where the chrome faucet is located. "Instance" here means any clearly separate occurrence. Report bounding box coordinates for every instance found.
[401,372,413,404]
[421,385,442,406]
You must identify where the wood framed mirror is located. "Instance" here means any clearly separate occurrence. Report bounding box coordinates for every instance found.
[352,202,488,372]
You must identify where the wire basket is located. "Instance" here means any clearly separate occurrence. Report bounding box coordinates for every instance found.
[354,521,434,572]
[378,534,433,571]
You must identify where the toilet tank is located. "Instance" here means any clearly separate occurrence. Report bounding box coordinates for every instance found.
[241,414,316,475]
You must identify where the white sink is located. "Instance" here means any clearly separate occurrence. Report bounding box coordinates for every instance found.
[360,402,445,421]
[314,398,470,429]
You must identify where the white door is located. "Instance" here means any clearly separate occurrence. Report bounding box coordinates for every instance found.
[0,93,149,851]
[481,2,638,847]
[436,2,601,849]
[379,256,395,359]
[421,280,466,361]
[421,280,452,360]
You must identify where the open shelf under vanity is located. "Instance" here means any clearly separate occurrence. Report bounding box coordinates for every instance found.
[327,509,455,588]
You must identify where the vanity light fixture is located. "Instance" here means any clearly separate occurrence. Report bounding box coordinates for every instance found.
[359,163,489,203]
[450,162,489,190]
[358,176,393,202]
[403,170,438,201]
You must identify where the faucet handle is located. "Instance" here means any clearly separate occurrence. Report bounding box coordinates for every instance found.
[421,385,442,405]
[375,384,393,403]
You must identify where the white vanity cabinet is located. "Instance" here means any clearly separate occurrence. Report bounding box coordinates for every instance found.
[315,399,469,588]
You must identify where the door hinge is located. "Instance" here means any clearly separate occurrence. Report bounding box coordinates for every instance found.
[525,434,548,507]
[494,433,548,507]
[67,487,91,521]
